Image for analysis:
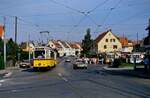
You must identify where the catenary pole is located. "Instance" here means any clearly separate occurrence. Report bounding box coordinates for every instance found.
[15,16,17,44]
[3,16,6,69]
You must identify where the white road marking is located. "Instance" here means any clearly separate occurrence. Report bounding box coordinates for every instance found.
[62,77,68,82]
[3,72,12,78]
[58,73,62,77]
[11,90,18,92]
[58,73,68,82]
[0,79,6,83]
[0,79,9,87]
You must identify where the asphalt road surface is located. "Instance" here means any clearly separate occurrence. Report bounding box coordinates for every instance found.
[0,57,150,98]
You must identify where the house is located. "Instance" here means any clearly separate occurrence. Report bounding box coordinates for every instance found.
[58,40,72,56]
[118,37,133,53]
[128,40,134,52]
[69,43,82,56]
[20,42,35,52]
[47,40,82,57]
[75,43,82,56]
[47,40,64,57]
[94,29,122,53]
[0,25,4,39]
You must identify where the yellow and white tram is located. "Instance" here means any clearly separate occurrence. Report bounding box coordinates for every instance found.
[32,46,57,69]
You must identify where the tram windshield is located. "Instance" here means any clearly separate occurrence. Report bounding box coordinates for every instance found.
[34,50,45,59]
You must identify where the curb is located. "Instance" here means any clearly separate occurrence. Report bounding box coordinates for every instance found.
[103,66,134,70]
[0,66,18,77]
[0,70,9,78]
[103,66,150,79]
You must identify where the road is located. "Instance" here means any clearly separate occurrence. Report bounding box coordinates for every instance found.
[0,57,150,98]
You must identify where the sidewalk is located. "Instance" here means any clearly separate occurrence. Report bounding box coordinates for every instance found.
[0,66,19,78]
[103,66,150,79]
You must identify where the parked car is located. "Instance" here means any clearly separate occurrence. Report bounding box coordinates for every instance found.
[130,52,144,64]
[65,59,71,62]
[18,60,31,68]
[73,60,87,69]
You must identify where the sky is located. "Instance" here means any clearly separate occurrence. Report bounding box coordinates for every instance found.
[0,0,150,43]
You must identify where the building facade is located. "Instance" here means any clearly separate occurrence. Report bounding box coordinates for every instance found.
[47,40,64,57]
[118,37,133,53]
[0,25,4,39]
[47,40,82,57]
[95,29,122,53]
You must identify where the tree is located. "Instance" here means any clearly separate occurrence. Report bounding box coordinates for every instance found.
[0,38,3,53]
[0,38,4,69]
[0,38,19,68]
[82,28,94,57]
[144,19,150,45]
[6,38,19,63]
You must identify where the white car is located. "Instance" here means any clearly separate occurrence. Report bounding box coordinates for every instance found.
[73,60,87,69]
[65,59,71,62]
[130,52,144,64]
[18,60,31,68]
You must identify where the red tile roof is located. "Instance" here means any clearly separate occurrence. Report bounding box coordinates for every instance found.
[52,40,62,48]
[69,43,79,49]
[95,31,108,43]
[118,37,128,46]
[59,41,69,48]
[0,25,4,38]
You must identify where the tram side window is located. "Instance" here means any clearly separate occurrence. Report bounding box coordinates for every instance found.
[51,52,54,58]
[35,51,45,58]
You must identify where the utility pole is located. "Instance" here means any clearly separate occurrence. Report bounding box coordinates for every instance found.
[137,32,138,45]
[3,16,6,69]
[15,16,18,44]
[28,32,30,62]
[14,16,18,66]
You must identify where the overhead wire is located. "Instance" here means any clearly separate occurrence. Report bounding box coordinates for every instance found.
[1,0,149,41]
[68,15,87,33]
[17,17,43,29]
[0,15,40,28]
[92,0,122,34]
[49,0,83,14]
[118,8,150,24]
[19,12,77,17]
[87,0,110,14]
[48,0,111,35]
[102,0,122,25]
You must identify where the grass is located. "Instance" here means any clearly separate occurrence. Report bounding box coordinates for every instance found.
[119,63,134,68]
[119,63,144,68]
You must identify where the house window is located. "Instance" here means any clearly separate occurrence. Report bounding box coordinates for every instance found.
[105,39,108,42]
[104,45,107,49]
[110,39,112,42]
[113,45,117,49]
[113,39,115,42]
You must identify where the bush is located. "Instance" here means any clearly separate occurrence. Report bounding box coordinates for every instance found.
[112,59,121,68]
